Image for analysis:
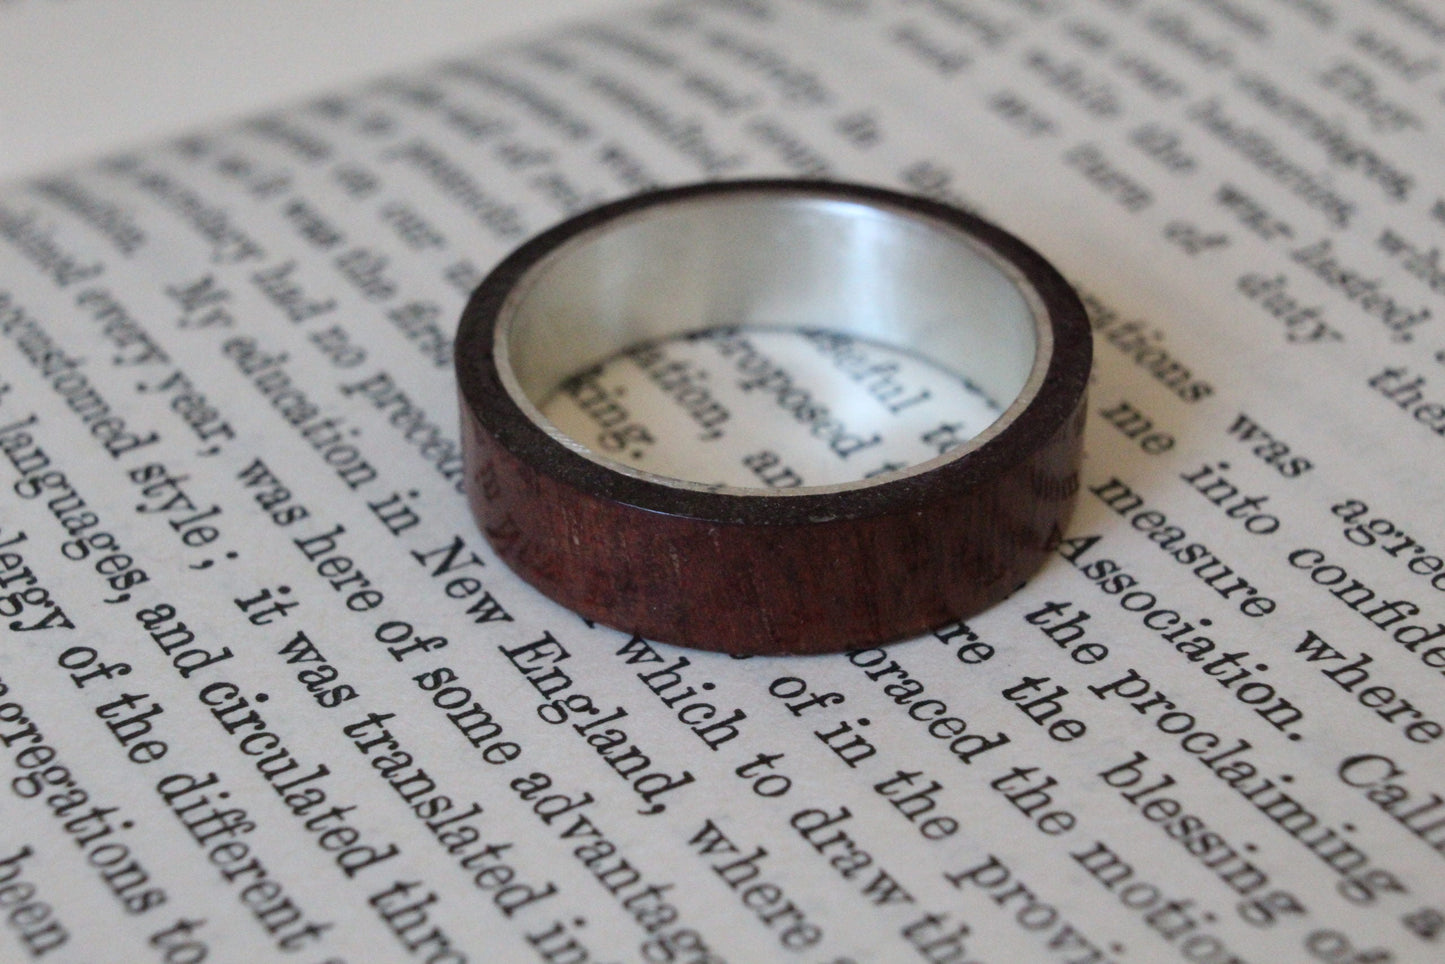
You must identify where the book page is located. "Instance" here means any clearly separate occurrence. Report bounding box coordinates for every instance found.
[0,0,618,183]
[1,0,1442,961]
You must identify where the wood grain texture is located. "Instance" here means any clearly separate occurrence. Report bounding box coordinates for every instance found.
[456,181,1091,655]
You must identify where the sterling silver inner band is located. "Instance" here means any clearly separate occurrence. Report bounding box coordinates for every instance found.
[494,185,1050,493]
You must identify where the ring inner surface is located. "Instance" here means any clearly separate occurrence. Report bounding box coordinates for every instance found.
[497,191,1047,494]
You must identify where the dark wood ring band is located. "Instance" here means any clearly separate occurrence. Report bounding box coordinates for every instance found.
[456,181,1090,655]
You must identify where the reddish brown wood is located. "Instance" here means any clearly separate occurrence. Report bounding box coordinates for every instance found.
[455,181,1091,655]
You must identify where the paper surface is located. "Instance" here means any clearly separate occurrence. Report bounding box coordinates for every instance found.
[1,0,1443,961]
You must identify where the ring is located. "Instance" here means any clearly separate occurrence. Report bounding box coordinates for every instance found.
[455,180,1090,655]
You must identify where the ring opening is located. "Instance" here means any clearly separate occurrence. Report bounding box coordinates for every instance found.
[496,189,1049,493]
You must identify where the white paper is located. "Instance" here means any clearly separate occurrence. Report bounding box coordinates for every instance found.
[1,1,1443,961]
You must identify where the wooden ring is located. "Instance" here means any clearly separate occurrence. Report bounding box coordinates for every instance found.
[456,181,1090,654]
